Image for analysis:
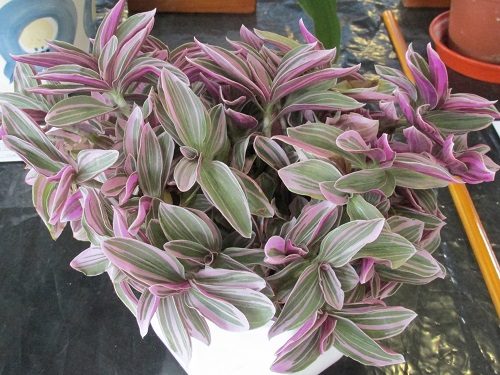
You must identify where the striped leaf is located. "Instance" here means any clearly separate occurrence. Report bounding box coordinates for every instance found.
[102,237,185,285]
[198,160,252,238]
[163,240,210,264]
[35,64,109,89]
[279,159,342,200]
[187,285,249,331]
[269,264,324,337]
[318,219,385,267]
[194,268,265,291]
[76,149,119,183]
[176,294,211,345]
[0,93,49,111]
[158,203,217,249]
[112,27,150,82]
[333,317,405,366]
[346,194,384,221]
[253,136,290,170]
[334,263,359,292]
[154,296,192,365]
[387,216,425,245]
[231,169,274,218]
[376,250,445,285]
[93,0,126,57]
[137,289,160,337]
[425,110,494,135]
[137,124,163,198]
[70,246,110,276]
[204,104,229,159]
[334,306,417,340]
[114,280,139,315]
[1,136,65,176]
[335,169,396,197]
[32,174,66,239]
[173,157,199,192]
[46,96,115,127]
[287,200,339,246]
[159,68,208,149]
[353,230,416,269]
[278,91,363,118]
[123,106,143,158]
[194,284,275,329]
[319,264,344,310]
[1,102,66,163]
[253,29,301,52]
[271,328,323,373]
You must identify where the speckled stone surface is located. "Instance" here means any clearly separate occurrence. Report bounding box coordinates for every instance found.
[0,1,499,374]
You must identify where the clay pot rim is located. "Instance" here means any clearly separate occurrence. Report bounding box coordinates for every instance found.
[429,11,500,84]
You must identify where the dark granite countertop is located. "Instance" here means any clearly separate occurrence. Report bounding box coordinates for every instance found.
[1,1,499,374]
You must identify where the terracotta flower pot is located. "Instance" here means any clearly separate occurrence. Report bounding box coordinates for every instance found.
[448,0,500,64]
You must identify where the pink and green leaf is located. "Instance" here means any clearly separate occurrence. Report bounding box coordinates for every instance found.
[70,246,110,276]
[76,149,119,183]
[46,96,115,127]
[137,289,160,337]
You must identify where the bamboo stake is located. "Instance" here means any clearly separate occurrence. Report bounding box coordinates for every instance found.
[382,10,500,319]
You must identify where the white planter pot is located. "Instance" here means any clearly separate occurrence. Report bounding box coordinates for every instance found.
[152,318,344,375]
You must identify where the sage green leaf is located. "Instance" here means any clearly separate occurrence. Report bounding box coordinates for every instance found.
[137,124,163,198]
[70,246,110,276]
[333,317,405,366]
[198,160,252,238]
[376,250,445,284]
[319,264,344,310]
[425,110,494,135]
[231,168,274,218]
[317,219,385,267]
[279,159,342,200]
[154,296,192,365]
[158,203,217,249]
[32,173,65,239]
[46,96,115,126]
[353,230,417,269]
[269,264,324,337]
[279,91,363,118]
[387,216,425,244]
[173,157,200,192]
[253,136,290,170]
[76,149,119,183]
[204,104,229,159]
[346,194,384,221]
[187,285,249,331]
[2,136,65,176]
[253,29,301,51]
[335,169,396,197]
[334,306,417,340]
[194,284,275,329]
[159,68,208,149]
[102,237,185,285]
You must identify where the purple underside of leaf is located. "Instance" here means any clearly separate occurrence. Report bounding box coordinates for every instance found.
[14,52,98,70]
[137,289,160,337]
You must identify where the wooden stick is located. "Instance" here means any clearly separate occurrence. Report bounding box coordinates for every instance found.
[382,10,500,319]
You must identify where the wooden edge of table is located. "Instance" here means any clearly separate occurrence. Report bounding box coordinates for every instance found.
[128,0,257,14]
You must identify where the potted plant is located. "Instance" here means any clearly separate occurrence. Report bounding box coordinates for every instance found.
[0,0,498,373]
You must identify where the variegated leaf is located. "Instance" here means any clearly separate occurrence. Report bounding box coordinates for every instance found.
[176,294,211,345]
[158,203,217,249]
[279,159,342,200]
[353,230,417,269]
[102,237,185,285]
[70,246,110,276]
[335,169,396,197]
[317,219,385,267]
[333,317,405,366]
[159,68,208,149]
[114,280,139,315]
[194,284,275,329]
[154,296,192,365]
[76,149,119,183]
[231,168,274,218]
[137,124,163,198]
[45,96,115,127]
[198,160,252,238]
[173,157,200,192]
[269,264,324,337]
[187,285,249,331]
[319,264,344,310]
[194,268,265,291]
[137,289,160,337]
[278,91,363,118]
[334,305,417,340]
[387,216,425,245]
[253,136,290,170]
[203,104,229,159]
[346,194,385,221]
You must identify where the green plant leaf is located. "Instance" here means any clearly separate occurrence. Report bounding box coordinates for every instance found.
[297,0,341,51]
[45,96,115,126]
[198,160,252,238]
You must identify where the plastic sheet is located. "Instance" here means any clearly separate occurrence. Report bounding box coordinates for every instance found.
[0,1,499,374]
